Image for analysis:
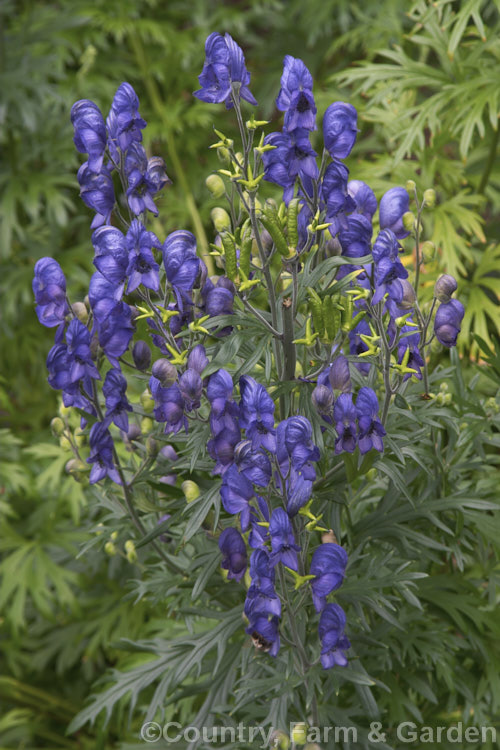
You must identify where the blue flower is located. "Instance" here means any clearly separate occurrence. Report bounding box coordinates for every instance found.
[46,344,71,391]
[356,387,385,454]
[276,56,317,132]
[187,344,209,375]
[108,82,147,152]
[329,355,352,394]
[163,230,201,309]
[262,131,296,203]
[194,32,257,108]
[92,226,128,290]
[333,393,357,454]
[220,463,254,531]
[347,180,377,220]
[208,425,241,475]
[323,102,358,160]
[126,244,160,294]
[318,603,350,669]
[178,369,203,411]
[269,508,300,571]
[311,384,334,419]
[372,228,401,264]
[322,161,356,232]
[434,298,465,347]
[379,187,410,239]
[245,549,281,618]
[372,255,409,306]
[32,258,69,334]
[434,274,458,303]
[66,318,100,384]
[245,614,281,657]
[310,543,349,612]
[338,213,372,258]
[77,162,115,229]
[277,416,320,470]
[124,142,170,216]
[218,528,247,582]
[70,99,107,174]
[239,375,276,452]
[87,422,121,485]
[234,440,272,488]
[149,377,188,435]
[103,368,132,432]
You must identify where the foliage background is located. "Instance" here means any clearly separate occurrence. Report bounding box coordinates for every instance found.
[0,0,499,747]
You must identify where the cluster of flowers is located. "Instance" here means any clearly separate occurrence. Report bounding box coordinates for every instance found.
[312,354,386,454]
[215,373,350,666]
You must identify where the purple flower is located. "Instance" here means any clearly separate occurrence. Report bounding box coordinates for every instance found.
[347,180,377,220]
[262,131,296,203]
[149,377,187,435]
[434,298,465,347]
[285,465,316,517]
[218,528,247,582]
[277,416,320,469]
[208,424,241,475]
[220,463,254,531]
[46,344,71,391]
[126,245,160,293]
[379,187,410,240]
[434,274,458,303]
[245,549,281,619]
[372,256,409,306]
[103,368,132,432]
[92,226,128,290]
[372,228,401,264]
[397,325,424,381]
[355,387,385,454]
[318,603,350,669]
[276,56,317,132]
[70,99,107,174]
[239,375,276,452]
[245,615,281,657]
[66,318,100,383]
[329,355,352,394]
[207,369,234,415]
[194,32,257,108]
[322,162,356,233]
[87,422,121,485]
[132,340,151,371]
[77,162,115,229]
[269,508,300,571]
[310,543,349,612]
[234,441,272,488]
[124,142,170,216]
[334,393,357,454]
[323,102,358,160]
[108,82,147,152]
[163,230,200,309]
[178,369,203,411]
[338,213,372,258]
[187,344,209,376]
[32,258,69,333]
[312,384,334,418]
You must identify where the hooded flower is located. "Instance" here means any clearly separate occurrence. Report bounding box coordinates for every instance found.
[218,527,247,582]
[245,614,281,657]
[220,463,255,531]
[276,56,317,132]
[149,377,187,435]
[194,32,257,108]
[239,375,276,452]
[379,187,410,240]
[77,162,115,229]
[32,257,69,334]
[269,508,300,571]
[87,422,121,485]
[245,549,281,619]
[318,603,350,669]
[323,102,358,160]
[103,368,132,432]
[70,99,107,174]
[163,230,200,309]
[108,82,147,152]
[310,543,349,612]
[355,387,385,454]
[333,393,357,454]
[347,180,377,220]
[434,298,465,347]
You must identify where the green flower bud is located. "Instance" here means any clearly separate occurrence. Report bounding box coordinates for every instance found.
[423,188,436,208]
[140,389,154,413]
[406,179,416,193]
[59,403,71,418]
[59,435,72,452]
[140,417,154,435]
[205,174,226,198]
[211,207,231,233]
[65,458,86,481]
[110,531,118,541]
[50,417,65,437]
[104,541,116,556]
[125,540,138,563]
[217,146,231,164]
[402,211,416,232]
[440,381,449,392]
[366,468,377,481]
[485,397,500,414]
[182,480,200,503]
[72,301,88,323]
[421,240,435,262]
[269,730,290,750]
[146,437,159,457]
[291,723,308,746]
[443,392,452,405]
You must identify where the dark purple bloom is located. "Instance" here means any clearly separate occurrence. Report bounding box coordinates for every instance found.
[323,102,358,160]
[355,387,385,454]
[151,358,177,387]
[126,245,160,293]
[318,603,350,669]
[207,369,234,414]
[372,228,401,264]
[124,143,170,216]
[322,161,356,232]
[285,465,316,517]
[269,508,300,571]
[87,422,121,485]
[329,355,352,394]
[132,340,151,371]
[218,527,247,582]
[372,255,409,306]
[312,384,334,419]
[194,32,257,108]
[149,377,187,435]
[220,463,254,531]
[287,128,319,182]
[70,99,107,174]
[245,549,281,619]
[163,230,200,309]
[92,225,128,290]
[262,131,296,203]
[46,344,71,391]
[276,56,317,132]
[245,614,280,657]
[109,82,147,152]
[32,258,69,333]
[178,369,203,411]
[310,543,349,612]
[347,180,377,219]
[187,344,209,376]
[239,375,276,452]
[277,416,320,469]
[434,274,458,303]
[125,220,162,256]
[66,318,100,384]
[379,187,410,239]
[103,368,132,432]
[234,441,272,488]
[338,213,372,258]
[434,298,465,347]
[334,393,357,454]
[77,162,115,229]
[207,423,241,475]
[204,281,235,319]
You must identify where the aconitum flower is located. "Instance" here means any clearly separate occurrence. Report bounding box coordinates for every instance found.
[310,543,349,612]
[77,163,115,228]
[132,340,151,371]
[126,244,160,293]
[329,355,352,394]
[187,344,210,376]
[178,369,203,411]
[246,614,281,657]
[323,102,358,160]
[66,318,100,384]
[276,56,317,132]
[32,258,69,333]
[379,187,410,239]
[103,368,132,432]
[218,528,247,582]
[322,162,356,233]
[334,393,357,454]
[356,387,385,454]
[397,326,424,382]
[108,82,147,152]
[124,142,170,216]
[277,416,320,469]
[338,213,372,258]
[92,226,128,290]
[220,463,255,531]
[234,442,272,488]
[87,422,121,485]
[434,274,458,303]
[70,99,107,174]
[261,131,296,203]
[318,603,350,669]
[245,549,281,618]
[311,384,334,418]
[347,180,377,220]
[149,377,187,435]
[372,255,409,305]
[239,375,276,452]
[372,228,401,264]
[46,344,71,391]
[194,32,257,108]
[285,465,316,517]
[163,230,200,309]
[269,508,300,571]
[434,299,465,347]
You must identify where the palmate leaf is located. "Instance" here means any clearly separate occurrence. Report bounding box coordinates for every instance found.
[460,244,500,353]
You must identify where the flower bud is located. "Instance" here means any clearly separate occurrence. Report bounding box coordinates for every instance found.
[399,279,416,310]
[329,355,351,394]
[434,274,457,303]
[50,417,65,437]
[59,403,71,418]
[217,146,231,164]
[324,236,342,256]
[269,730,290,750]
[311,385,334,415]
[152,358,177,387]
[160,444,178,462]
[59,436,72,452]
[132,340,151,371]
[140,388,154,413]
[127,424,142,442]
[205,174,226,198]
[110,531,118,541]
[423,188,436,208]
[402,211,416,232]
[125,539,138,563]
[291,723,308,746]
[182,480,200,503]
[210,207,231,233]
[104,541,116,556]
[366,468,377,481]
[259,229,273,251]
[421,240,435,262]
[146,436,159,457]
[65,458,86,481]
[406,179,416,192]
[74,426,86,448]
[72,301,88,323]
[140,417,153,435]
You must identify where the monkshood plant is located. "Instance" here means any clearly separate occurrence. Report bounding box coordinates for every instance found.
[32,32,498,750]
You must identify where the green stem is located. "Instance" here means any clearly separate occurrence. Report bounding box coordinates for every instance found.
[478,126,499,195]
